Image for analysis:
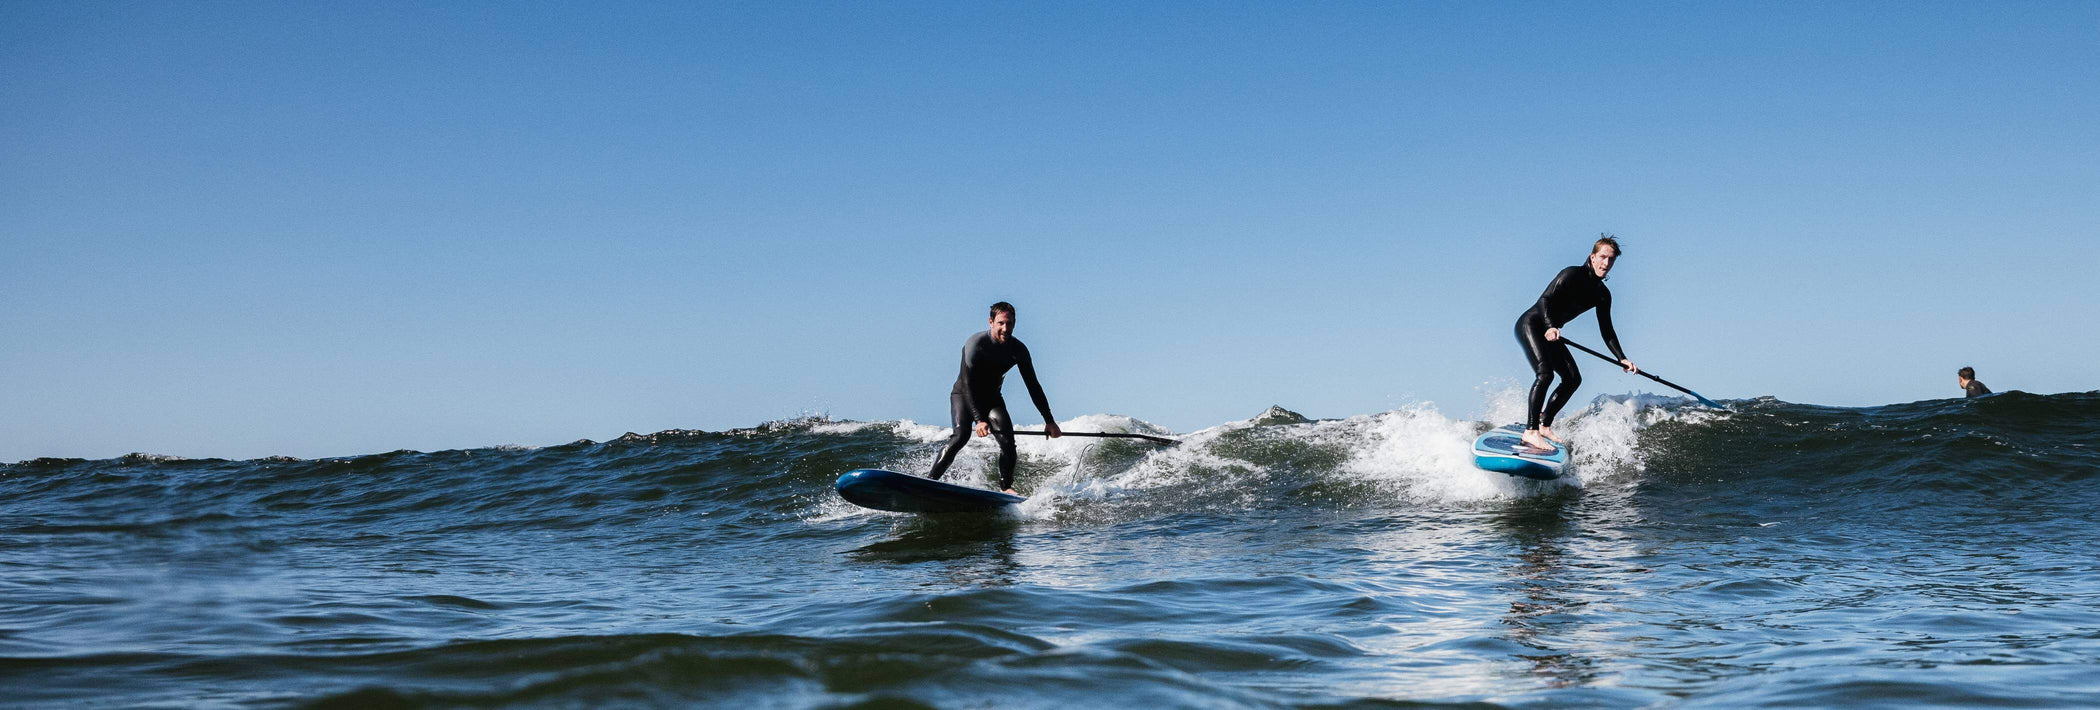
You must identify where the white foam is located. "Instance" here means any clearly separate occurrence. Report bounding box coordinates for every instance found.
[802,491,885,522]
[806,420,882,436]
[812,390,1729,521]
[1558,392,1730,482]
[1340,403,1553,502]
[1474,379,1532,430]
[890,419,953,444]
[1022,419,1256,518]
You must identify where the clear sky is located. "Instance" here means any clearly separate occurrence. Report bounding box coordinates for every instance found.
[4,2,2096,462]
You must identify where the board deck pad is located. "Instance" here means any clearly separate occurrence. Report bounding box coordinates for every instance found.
[1471,424,1568,480]
[835,468,1025,513]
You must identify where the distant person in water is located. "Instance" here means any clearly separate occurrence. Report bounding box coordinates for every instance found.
[1515,234,1640,451]
[1958,367,1992,398]
[927,301,1061,493]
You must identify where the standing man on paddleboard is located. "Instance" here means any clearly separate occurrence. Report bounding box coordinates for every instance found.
[1515,235,1639,451]
[927,301,1061,493]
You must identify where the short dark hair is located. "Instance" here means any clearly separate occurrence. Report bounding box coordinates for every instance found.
[1958,366,1976,380]
[1592,233,1622,256]
[989,301,1015,319]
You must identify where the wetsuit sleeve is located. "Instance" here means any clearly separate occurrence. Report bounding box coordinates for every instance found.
[958,338,987,423]
[1014,341,1054,423]
[1597,289,1627,361]
[1536,267,1580,329]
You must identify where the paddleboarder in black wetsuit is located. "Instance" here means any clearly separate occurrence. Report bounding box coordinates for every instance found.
[927,301,1061,493]
[1516,235,1640,451]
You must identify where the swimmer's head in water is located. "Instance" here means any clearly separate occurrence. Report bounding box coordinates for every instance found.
[1958,366,1976,382]
[988,301,1015,343]
[1589,234,1621,278]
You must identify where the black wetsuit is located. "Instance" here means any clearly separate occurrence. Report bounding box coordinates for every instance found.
[1516,265,1626,430]
[1965,380,1992,398]
[927,330,1054,489]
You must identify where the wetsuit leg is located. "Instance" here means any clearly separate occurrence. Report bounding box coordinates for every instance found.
[1516,318,1579,429]
[926,392,973,480]
[1540,352,1581,427]
[986,402,1018,490]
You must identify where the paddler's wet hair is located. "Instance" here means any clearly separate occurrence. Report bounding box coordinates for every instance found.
[989,301,1015,319]
[1959,366,1976,380]
[1592,233,1622,256]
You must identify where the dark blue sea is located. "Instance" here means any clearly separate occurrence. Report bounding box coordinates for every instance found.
[5,392,2099,708]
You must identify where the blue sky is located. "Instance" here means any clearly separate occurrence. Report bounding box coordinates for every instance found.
[4,2,2096,461]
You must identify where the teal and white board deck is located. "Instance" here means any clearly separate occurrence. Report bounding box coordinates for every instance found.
[835,468,1025,513]
[1471,424,1567,479]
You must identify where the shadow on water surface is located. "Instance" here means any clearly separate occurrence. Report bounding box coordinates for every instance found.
[845,514,1022,586]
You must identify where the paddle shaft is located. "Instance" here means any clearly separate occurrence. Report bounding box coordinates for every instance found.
[1556,336,1722,408]
[1003,430,1179,446]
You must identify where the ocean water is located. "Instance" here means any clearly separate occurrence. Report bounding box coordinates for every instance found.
[4,391,2099,708]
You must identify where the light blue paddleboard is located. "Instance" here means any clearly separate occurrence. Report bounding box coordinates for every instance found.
[1471,424,1567,480]
[835,469,1025,514]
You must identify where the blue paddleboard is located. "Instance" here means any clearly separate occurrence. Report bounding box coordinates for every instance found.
[1471,424,1567,480]
[835,468,1026,514]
